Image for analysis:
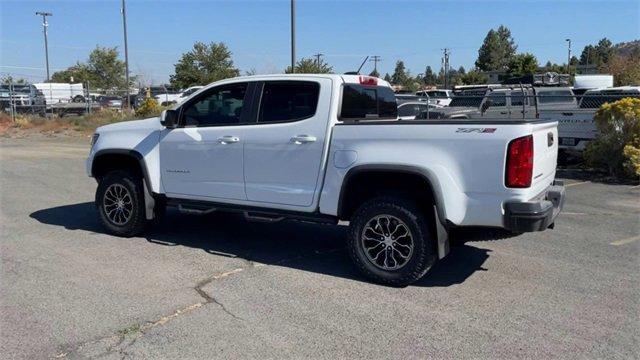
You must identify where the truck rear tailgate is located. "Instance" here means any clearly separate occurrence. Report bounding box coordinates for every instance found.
[529,120,559,196]
[539,109,597,146]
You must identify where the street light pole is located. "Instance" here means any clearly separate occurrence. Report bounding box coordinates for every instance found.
[290,0,295,73]
[565,38,571,74]
[35,12,52,82]
[121,0,130,109]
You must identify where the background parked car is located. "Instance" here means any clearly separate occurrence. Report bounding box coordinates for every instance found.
[97,95,123,110]
[135,86,180,108]
[416,89,453,107]
[398,101,439,120]
[395,94,429,104]
[176,86,203,104]
[0,84,46,115]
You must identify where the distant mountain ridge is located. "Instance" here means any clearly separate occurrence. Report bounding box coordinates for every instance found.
[615,40,640,58]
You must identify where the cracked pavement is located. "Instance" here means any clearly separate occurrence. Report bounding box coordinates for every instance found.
[1,137,639,359]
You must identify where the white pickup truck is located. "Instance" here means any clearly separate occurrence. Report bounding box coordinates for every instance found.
[549,86,640,153]
[86,74,565,286]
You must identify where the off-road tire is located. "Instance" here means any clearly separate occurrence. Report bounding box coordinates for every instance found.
[96,170,148,237]
[348,196,436,287]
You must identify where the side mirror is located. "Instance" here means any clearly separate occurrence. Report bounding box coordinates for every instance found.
[160,109,178,128]
[481,99,492,113]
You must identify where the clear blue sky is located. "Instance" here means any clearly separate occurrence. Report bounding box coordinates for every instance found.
[1,0,638,85]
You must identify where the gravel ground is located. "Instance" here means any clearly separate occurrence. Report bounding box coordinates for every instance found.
[1,137,638,359]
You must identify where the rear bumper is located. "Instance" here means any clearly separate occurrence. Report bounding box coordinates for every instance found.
[504,180,566,232]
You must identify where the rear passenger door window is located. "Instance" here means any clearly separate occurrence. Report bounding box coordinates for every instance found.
[258,81,320,123]
[488,92,507,107]
[510,91,526,107]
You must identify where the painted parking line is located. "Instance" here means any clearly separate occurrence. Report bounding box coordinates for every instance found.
[610,235,640,246]
[565,181,589,188]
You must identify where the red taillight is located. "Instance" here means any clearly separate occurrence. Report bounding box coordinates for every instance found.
[359,76,377,86]
[506,135,533,188]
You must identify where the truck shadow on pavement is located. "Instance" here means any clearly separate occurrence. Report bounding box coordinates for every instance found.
[30,202,495,287]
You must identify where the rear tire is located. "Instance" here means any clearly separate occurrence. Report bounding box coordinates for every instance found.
[348,196,436,287]
[96,170,148,237]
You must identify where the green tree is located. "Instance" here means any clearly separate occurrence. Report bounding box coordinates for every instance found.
[285,57,333,74]
[579,38,615,67]
[475,25,517,71]
[391,60,409,85]
[51,46,127,90]
[423,65,437,85]
[507,53,539,77]
[170,42,240,88]
[51,62,93,83]
[600,53,640,86]
[595,38,615,65]
[459,70,489,85]
[579,45,596,65]
[369,69,380,78]
[0,75,27,85]
[542,61,565,74]
[446,66,466,86]
[86,46,128,89]
[570,56,579,66]
[383,73,392,83]
[51,46,128,89]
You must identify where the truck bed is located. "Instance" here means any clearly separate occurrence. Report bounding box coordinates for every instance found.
[319,118,559,228]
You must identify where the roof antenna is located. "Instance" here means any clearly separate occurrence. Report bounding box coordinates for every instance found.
[355,56,369,74]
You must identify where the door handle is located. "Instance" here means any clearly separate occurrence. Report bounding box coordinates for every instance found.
[500,111,509,115]
[217,136,239,144]
[291,135,317,144]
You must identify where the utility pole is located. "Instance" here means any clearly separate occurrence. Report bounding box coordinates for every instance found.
[290,0,296,73]
[121,0,130,109]
[370,55,381,74]
[35,11,52,82]
[442,48,450,89]
[565,38,572,75]
[313,53,324,67]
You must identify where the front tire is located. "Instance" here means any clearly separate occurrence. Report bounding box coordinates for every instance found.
[96,170,148,237]
[348,196,436,286]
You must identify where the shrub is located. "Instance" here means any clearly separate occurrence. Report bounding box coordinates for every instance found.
[584,97,640,178]
[623,140,640,177]
[135,97,162,117]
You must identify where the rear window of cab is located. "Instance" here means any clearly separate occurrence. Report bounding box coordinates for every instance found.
[339,84,397,120]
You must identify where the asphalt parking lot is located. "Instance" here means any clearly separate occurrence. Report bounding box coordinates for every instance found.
[1,137,638,359]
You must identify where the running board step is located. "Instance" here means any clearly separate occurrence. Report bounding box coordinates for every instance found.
[178,204,216,215]
[244,211,285,223]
